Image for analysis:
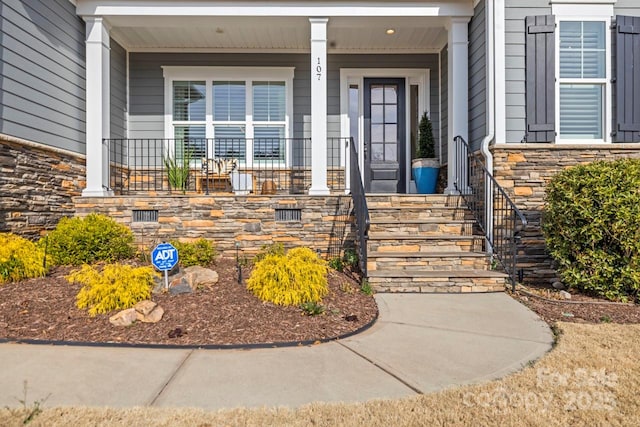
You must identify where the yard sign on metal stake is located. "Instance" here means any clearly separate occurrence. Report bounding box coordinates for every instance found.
[151,242,179,290]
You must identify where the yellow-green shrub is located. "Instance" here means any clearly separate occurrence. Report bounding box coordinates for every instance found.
[169,239,217,267]
[44,214,134,266]
[0,233,47,284]
[68,264,157,316]
[247,246,328,306]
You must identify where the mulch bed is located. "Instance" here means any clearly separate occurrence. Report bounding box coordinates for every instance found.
[510,286,640,325]
[0,258,378,347]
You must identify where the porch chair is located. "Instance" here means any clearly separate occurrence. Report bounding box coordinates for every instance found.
[197,158,239,193]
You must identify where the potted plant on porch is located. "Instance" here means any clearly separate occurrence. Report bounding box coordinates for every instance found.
[412,112,439,194]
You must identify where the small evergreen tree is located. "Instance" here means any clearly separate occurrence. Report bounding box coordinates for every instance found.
[416,112,435,159]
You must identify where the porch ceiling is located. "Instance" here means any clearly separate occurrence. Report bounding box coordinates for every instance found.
[108,16,448,53]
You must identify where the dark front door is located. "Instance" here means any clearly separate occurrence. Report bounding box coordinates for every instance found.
[364,78,406,193]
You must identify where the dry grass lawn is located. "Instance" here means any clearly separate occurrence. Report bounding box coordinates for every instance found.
[1,322,639,427]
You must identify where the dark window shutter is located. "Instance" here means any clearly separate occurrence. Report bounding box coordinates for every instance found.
[525,15,555,143]
[614,16,640,143]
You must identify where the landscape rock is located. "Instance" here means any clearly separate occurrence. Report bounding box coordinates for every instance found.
[109,308,138,327]
[183,266,219,288]
[552,281,566,290]
[169,278,193,295]
[138,306,165,323]
[559,290,572,300]
[134,300,157,316]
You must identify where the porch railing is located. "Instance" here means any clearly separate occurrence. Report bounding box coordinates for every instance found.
[104,137,348,195]
[453,135,527,289]
[348,137,370,276]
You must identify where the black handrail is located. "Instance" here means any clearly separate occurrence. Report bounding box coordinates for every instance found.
[453,135,527,290]
[349,137,370,276]
[103,138,348,195]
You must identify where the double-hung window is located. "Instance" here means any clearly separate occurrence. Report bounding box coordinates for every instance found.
[164,67,294,166]
[172,81,206,158]
[558,20,608,140]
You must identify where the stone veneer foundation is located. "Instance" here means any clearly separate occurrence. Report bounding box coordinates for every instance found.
[75,195,355,257]
[0,134,85,239]
[491,144,640,286]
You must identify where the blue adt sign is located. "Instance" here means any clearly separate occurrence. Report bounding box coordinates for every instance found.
[152,242,179,271]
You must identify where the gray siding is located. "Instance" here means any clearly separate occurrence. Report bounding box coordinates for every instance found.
[504,0,551,143]
[110,39,126,139]
[129,53,310,139]
[0,0,86,153]
[440,46,448,163]
[468,0,487,152]
[129,52,440,164]
[616,0,640,15]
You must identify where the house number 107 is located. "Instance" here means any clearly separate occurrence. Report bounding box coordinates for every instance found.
[316,57,322,80]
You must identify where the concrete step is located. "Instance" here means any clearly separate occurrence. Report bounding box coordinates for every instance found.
[368,219,478,236]
[367,269,509,293]
[367,234,486,253]
[367,251,491,272]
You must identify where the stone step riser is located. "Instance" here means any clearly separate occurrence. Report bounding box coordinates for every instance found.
[368,210,475,222]
[366,195,464,207]
[369,223,477,235]
[367,240,485,253]
[368,258,491,272]
[368,277,508,293]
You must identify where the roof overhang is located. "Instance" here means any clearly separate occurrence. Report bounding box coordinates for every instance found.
[74,1,474,53]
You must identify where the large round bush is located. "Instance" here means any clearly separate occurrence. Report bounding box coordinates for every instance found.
[44,214,135,266]
[543,158,640,301]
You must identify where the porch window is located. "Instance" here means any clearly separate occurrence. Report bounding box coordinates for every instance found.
[253,81,286,161]
[213,81,246,159]
[558,21,607,140]
[164,67,294,167]
[172,81,206,158]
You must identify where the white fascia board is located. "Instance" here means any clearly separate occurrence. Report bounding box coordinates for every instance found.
[76,1,474,17]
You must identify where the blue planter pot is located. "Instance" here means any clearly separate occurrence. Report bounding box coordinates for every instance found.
[412,162,439,194]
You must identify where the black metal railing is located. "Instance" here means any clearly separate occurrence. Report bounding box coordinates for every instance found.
[453,135,527,289]
[349,137,370,276]
[104,137,348,195]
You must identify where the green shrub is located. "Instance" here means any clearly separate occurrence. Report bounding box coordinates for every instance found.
[68,264,157,316]
[0,233,47,283]
[44,214,134,266]
[300,301,325,316]
[343,248,359,269]
[170,239,217,267]
[543,158,640,301]
[328,257,344,272]
[247,246,328,306]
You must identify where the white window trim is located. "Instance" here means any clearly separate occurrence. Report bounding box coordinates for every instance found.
[339,68,429,192]
[552,4,613,144]
[162,66,295,165]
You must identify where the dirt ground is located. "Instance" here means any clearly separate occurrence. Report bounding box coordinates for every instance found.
[0,258,377,347]
[511,285,640,325]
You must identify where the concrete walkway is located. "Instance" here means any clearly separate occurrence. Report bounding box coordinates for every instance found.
[0,293,553,410]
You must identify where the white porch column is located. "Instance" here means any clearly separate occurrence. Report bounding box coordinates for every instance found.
[445,17,470,194]
[309,18,330,195]
[82,17,112,197]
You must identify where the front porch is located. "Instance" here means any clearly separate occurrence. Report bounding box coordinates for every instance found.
[76,0,476,198]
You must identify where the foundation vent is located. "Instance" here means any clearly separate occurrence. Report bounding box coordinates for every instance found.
[275,208,302,222]
[132,209,159,223]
